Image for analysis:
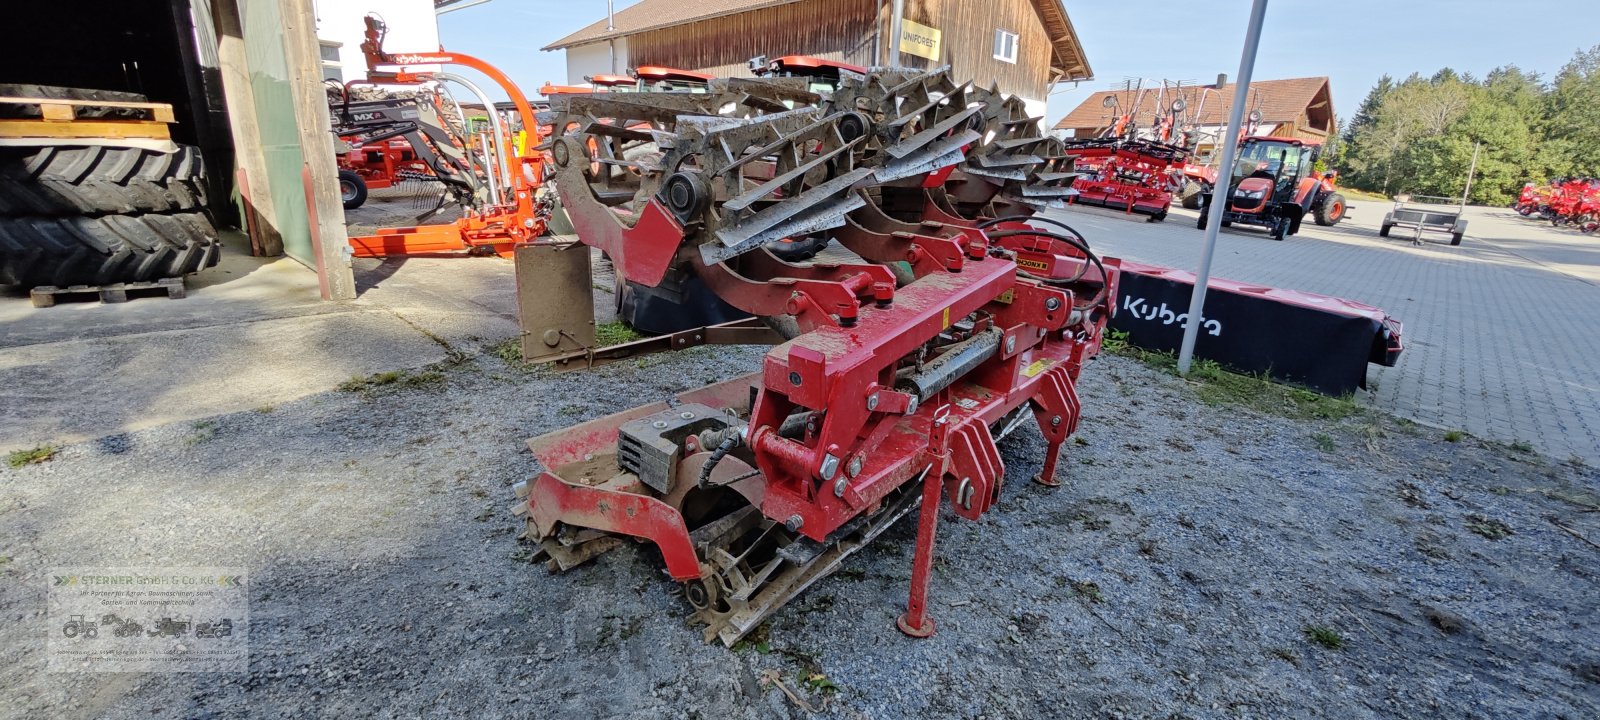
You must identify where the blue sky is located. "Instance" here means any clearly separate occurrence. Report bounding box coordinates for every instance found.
[439,0,1600,126]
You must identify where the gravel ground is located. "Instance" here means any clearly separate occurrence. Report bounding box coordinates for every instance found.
[1,340,1596,719]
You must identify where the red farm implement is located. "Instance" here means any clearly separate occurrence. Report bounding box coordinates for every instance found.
[342,16,551,259]
[510,60,1115,644]
[1513,178,1599,232]
[1060,137,1186,221]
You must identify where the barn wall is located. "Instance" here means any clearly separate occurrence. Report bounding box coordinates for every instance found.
[626,0,878,79]
[898,0,1052,102]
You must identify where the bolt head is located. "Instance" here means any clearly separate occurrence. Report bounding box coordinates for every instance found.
[652,420,669,429]
[679,411,694,419]
[788,371,802,386]
[1050,415,1062,426]
[785,514,804,532]
[867,393,880,411]
[833,476,848,497]
[1005,335,1016,354]
[1045,297,1063,311]
[819,453,841,481]
[848,455,863,477]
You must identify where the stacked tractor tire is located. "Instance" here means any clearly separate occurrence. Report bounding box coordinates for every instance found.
[0,85,221,288]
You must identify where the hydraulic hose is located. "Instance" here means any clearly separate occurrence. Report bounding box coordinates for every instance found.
[980,228,1109,311]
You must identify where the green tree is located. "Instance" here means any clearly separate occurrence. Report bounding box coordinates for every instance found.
[1544,45,1600,176]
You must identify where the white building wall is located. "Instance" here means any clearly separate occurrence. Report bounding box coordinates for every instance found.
[563,39,630,85]
[313,0,439,81]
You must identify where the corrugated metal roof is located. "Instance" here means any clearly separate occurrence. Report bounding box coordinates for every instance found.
[1053,77,1332,131]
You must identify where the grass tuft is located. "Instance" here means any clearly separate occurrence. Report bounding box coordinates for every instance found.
[1106,334,1362,422]
[1304,625,1345,650]
[595,321,642,347]
[7,445,57,469]
[1443,430,1464,443]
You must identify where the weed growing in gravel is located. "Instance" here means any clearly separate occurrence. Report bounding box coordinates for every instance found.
[1312,433,1337,451]
[255,405,275,414]
[6,445,56,469]
[1071,579,1104,603]
[188,420,217,446]
[1466,514,1514,540]
[1444,430,1464,442]
[1304,625,1345,650]
[338,369,445,395]
[1508,440,1535,453]
[596,321,642,347]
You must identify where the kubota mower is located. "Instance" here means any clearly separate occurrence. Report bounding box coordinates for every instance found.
[1196,137,1346,240]
[509,59,1115,645]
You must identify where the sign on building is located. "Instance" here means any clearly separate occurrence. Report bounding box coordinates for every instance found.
[899,19,941,61]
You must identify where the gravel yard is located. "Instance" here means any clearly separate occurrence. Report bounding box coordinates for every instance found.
[1,340,1596,719]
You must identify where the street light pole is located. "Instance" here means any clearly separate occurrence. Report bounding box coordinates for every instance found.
[1177,0,1270,375]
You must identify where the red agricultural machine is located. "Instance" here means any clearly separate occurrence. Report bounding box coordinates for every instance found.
[326,86,476,211]
[1060,137,1187,221]
[342,16,551,258]
[508,59,1116,644]
[1196,137,1346,240]
[1515,178,1600,232]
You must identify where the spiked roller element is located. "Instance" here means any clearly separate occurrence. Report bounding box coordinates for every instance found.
[517,58,1122,645]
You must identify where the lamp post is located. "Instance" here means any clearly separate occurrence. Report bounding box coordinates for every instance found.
[1177,0,1270,375]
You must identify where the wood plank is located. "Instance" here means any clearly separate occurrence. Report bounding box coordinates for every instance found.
[40,103,76,121]
[0,96,177,111]
[0,119,171,140]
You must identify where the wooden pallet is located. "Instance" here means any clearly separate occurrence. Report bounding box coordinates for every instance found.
[30,278,187,308]
[0,95,175,141]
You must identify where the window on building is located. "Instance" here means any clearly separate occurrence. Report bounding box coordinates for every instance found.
[993,29,1018,64]
[319,40,343,83]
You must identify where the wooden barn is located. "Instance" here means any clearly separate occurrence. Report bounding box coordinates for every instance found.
[1051,77,1336,161]
[542,0,1093,121]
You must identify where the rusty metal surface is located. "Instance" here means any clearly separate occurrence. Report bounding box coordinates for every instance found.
[514,240,595,363]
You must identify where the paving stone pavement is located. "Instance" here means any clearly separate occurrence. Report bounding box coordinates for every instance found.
[1044,200,1600,465]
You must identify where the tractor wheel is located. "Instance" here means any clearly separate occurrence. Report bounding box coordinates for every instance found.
[1270,218,1288,241]
[0,145,209,216]
[1179,182,1205,210]
[0,212,220,287]
[1146,209,1167,223]
[1313,193,1346,226]
[1450,221,1466,246]
[339,170,367,210]
[1379,212,1394,237]
[1195,212,1207,230]
[1221,220,1232,228]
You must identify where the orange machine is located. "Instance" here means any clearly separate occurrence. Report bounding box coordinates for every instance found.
[346,15,549,258]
